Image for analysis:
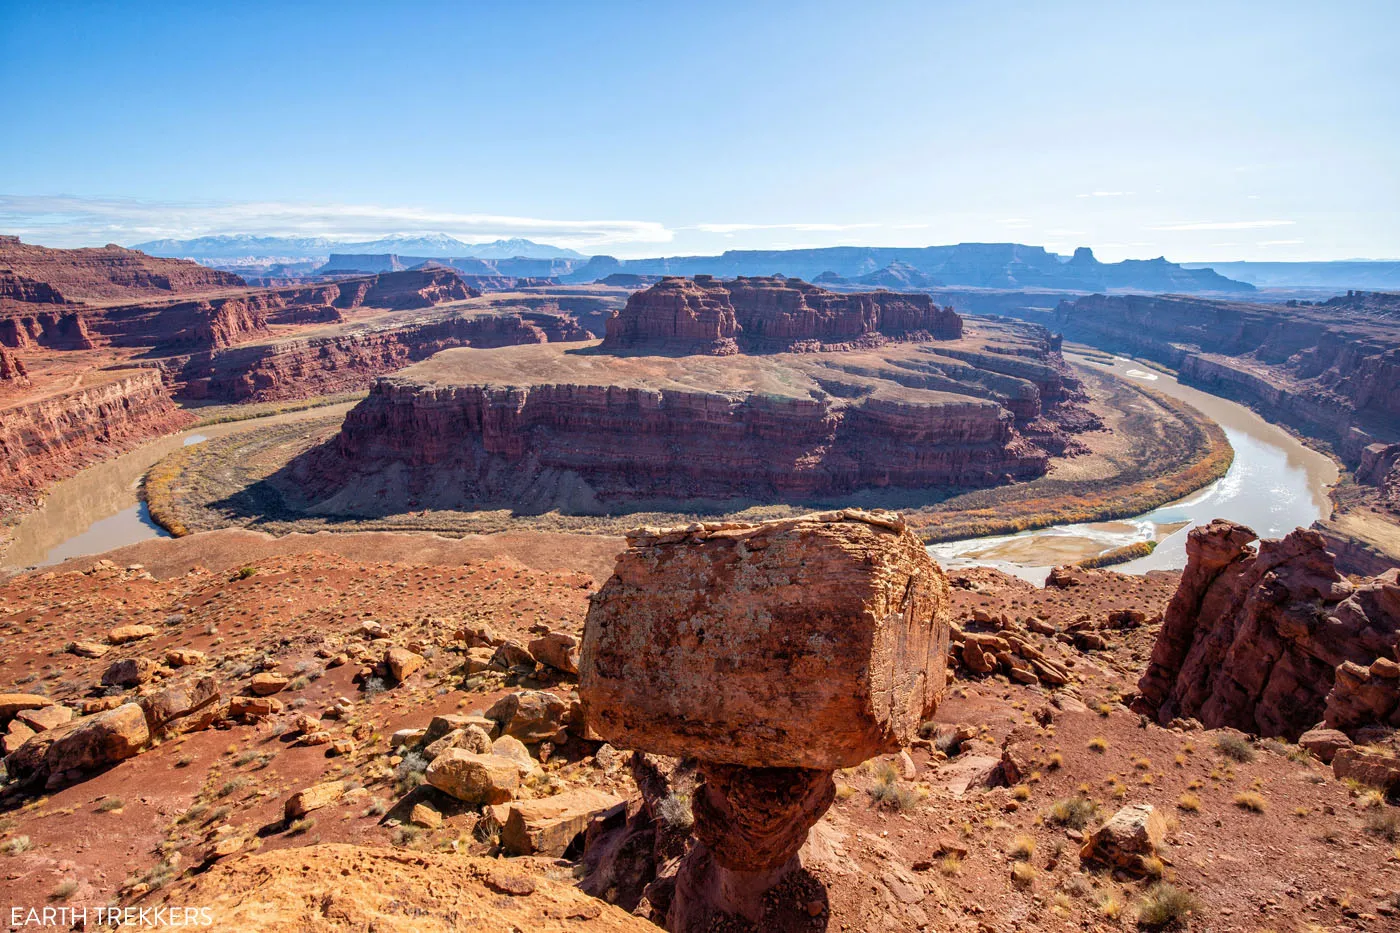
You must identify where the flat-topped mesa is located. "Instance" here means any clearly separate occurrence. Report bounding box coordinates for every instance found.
[601,274,962,355]
[579,511,950,927]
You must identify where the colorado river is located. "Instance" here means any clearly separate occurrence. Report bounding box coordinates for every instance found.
[0,403,359,572]
[929,354,1340,583]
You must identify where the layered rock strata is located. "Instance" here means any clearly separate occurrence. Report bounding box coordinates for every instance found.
[600,274,962,354]
[0,370,193,504]
[1051,293,1400,464]
[579,511,950,928]
[305,316,1090,513]
[0,235,244,301]
[1135,519,1400,739]
[172,310,587,403]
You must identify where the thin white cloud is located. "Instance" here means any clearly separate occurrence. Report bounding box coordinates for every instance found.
[1045,228,1087,237]
[0,194,674,249]
[890,223,929,230]
[1258,239,1304,247]
[999,218,1033,229]
[1148,219,1295,231]
[690,222,880,234]
[1076,191,1135,198]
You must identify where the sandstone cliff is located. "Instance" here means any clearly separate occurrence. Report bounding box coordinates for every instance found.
[1135,520,1400,739]
[174,310,588,403]
[0,235,244,301]
[300,319,1091,516]
[0,348,30,383]
[1051,293,1400,465]
[601,275,962,354]
[0,370,192,506]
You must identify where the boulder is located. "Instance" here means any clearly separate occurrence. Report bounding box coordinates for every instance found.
[1298,727,1353,764]
[7,704,150,783]
[423,713,498,744]
[3,721,36,755]
[528,632,580,675]
[284,781,345,820]
[465,647,498,675]
[139,677,220,735]
[1332,747,1400,793]
[107,624,156,644]
[386,648,424,683]
[410,803,443,829]
[425,749,523,804]
[0,694,52,722]
[491,641,534,670]
[580,510,951,769]
[165,649,206,668]
[101,657,158,688]
[501,788,627,856]
[67,641,110,659]
[250,672,290,696]
[458,623,501,648]
[16,705,72,732]
[485,691,570,745]
[1079,804,1165,875]
[423,725,492,760]
[228,696,283,721]
[491,734,536,772]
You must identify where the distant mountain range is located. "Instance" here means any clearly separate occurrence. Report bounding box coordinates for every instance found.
[1181,261,1400,290]
[130,234,585,262]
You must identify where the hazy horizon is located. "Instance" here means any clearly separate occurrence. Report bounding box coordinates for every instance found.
[3,1,1396,263]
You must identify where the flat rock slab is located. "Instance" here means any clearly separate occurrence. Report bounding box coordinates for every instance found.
[500,788,627,857]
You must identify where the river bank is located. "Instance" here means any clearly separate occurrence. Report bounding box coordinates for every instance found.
[929,353,1340,582]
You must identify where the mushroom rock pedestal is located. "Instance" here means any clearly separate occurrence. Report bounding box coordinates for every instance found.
[579,509,951,930]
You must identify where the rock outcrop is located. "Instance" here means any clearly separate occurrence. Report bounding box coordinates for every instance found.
[0,370,192,507]
[579,510,950,927]
[601,275,962,354]
[157,843,656,932]
[1135,520,1400,739]
[1050,293,1400,466]
[0,235,244,301]
[0,347,27,383]
[303,317,1092,513]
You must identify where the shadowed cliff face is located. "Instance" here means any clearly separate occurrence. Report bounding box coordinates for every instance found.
[601,275,962,355]
[289,305,1096,516]
[1135,519,1400,740]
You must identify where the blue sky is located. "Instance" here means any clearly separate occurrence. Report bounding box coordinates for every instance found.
[2,1,1396,260]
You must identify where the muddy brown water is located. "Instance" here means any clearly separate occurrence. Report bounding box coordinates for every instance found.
[1,403,358,572]
[929,354,1339,583]
[4,359,1338,580]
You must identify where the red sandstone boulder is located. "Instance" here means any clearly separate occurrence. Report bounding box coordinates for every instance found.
[580,509,951,770]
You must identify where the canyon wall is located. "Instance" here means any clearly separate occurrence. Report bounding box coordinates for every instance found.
[0,236,244,301]
[601,275,962,354]
[1052,293,1400,463]
[0,370,192,504]
[173,311,588,403]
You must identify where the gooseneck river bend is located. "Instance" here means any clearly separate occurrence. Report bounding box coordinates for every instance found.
[1,357,1339,580]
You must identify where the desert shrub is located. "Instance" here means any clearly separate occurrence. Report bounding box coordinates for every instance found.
[216,778,249,799]
[1232,792,1267,813]
[867,772,923,811]
[656,793,694,831]
[1008,835,1035,860]
[1176,793,1200,812]
[1364,808,1400,842]
[1215,734,1255,763]
[939,853,963,876]
[1047,796,1098,829]
[1010,861,1036,888]
[49,880,77,901]
[95,798,123,812]
[1088,737,1108,752]
[287,817,316,836]
[395,752,430,794]
[1136,883,1201,928]
[2,836,32,856]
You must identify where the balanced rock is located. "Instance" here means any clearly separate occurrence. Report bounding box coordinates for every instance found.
[580,510,951,770]
[6,703,150,785]
[250,672,290,696]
